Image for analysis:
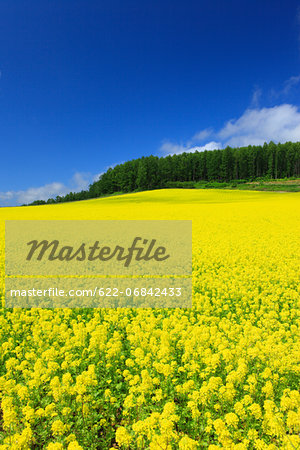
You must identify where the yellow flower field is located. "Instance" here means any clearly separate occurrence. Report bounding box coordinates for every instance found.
[0,189,299,449]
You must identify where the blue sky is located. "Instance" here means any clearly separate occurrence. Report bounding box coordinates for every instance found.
[1,0,300,205]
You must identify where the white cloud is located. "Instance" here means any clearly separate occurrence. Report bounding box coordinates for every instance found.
[69,172,91,191]
[197,141,222,151]
[282,75,300,95]
[160,141,186,154]
[0,160,128,207]
[0,191,14,201]
[160,103,300,155]
[0,171,96,207]
[17,182,67,204]
[219,104,300,147]
[0,164,128,207]
[250,87,262,108]
[92,172,104,182]
[191,128,213,142]
[270,74,300,100]
[161,140,221,155]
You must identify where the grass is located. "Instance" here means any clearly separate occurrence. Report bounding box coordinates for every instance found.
[165,178,300,192]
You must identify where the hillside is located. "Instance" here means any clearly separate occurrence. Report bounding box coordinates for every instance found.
[1,189,300,447]
[26,141,300,205]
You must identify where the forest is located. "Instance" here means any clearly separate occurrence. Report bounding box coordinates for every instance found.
[27,141,300,205]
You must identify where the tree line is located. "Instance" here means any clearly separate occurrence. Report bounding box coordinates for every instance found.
[27,141,300,205]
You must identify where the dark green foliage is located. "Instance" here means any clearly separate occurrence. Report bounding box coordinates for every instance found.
[26,141,300,205]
